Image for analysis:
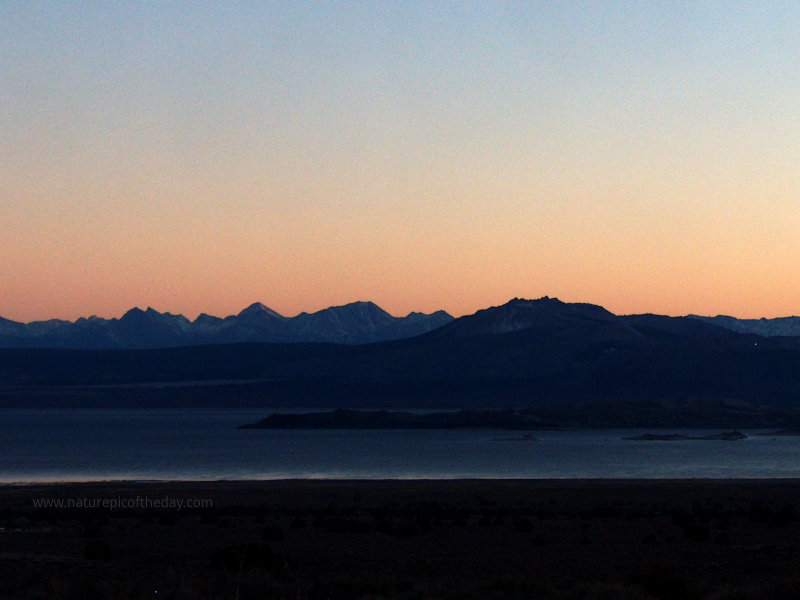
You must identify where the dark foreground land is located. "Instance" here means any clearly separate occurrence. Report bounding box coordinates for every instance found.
[3,479,800,599]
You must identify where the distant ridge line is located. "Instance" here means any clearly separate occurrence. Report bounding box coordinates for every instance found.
[0,300,454,350]
[4,297,800,421]
[2,296,800,350]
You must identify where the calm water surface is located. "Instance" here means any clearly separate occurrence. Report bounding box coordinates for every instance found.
[1,409,799,482]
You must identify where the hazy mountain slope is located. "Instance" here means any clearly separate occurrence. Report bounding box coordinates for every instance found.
[688,314,800,337]
[0,302,455,349]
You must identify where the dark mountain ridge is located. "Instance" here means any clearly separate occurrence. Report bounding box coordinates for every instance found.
[3,298,800,426]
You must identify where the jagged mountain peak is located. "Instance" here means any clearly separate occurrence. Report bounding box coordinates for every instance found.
[504,296,615,316]
[238,302,284,319]
[319,301,391,317]
[485,296,614,322]
[76,315,102,323]
[510,295,560,305]
[295,301,394,325]
[121,307,146,319]
[287,301,397,343]
[121,306,179,322]
[194,313,222,324]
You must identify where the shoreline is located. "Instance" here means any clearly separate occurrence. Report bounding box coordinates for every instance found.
[5,476,800,493]
[5,475,800,487]
[6,477,800,512]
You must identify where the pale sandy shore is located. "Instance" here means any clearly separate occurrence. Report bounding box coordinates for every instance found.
[3,479,800,599]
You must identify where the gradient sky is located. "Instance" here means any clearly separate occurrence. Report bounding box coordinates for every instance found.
[3,2,799,323]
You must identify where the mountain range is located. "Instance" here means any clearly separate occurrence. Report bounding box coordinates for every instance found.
[2,299,800,350]
[0,297,800,427]
[3,297,800,427]
[0,302,453,349]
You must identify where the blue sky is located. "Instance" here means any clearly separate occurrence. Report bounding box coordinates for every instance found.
[2,2,799,321]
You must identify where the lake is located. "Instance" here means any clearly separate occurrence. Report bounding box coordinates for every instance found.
[1,409,799,482]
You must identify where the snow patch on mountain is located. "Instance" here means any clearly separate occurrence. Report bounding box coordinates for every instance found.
[688,314,800,337]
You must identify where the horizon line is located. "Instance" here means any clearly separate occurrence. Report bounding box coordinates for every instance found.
[4,297,800,326]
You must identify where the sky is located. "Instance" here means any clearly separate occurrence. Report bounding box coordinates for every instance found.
[2,2,799,323]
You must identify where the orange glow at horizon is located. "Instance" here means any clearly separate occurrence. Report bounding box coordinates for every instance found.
[3,4,800,324]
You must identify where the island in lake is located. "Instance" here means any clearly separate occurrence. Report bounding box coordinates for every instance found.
[491,434,538,442]
[623,431,747,441]
[239,408,543,430]
[758,428,800,436]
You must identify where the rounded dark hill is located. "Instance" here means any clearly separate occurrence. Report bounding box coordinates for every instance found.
[340,298,800,407]
[425,297,629,340]
[332,298,651,395]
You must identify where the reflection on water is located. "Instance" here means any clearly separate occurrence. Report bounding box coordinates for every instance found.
[1,409,799,482]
